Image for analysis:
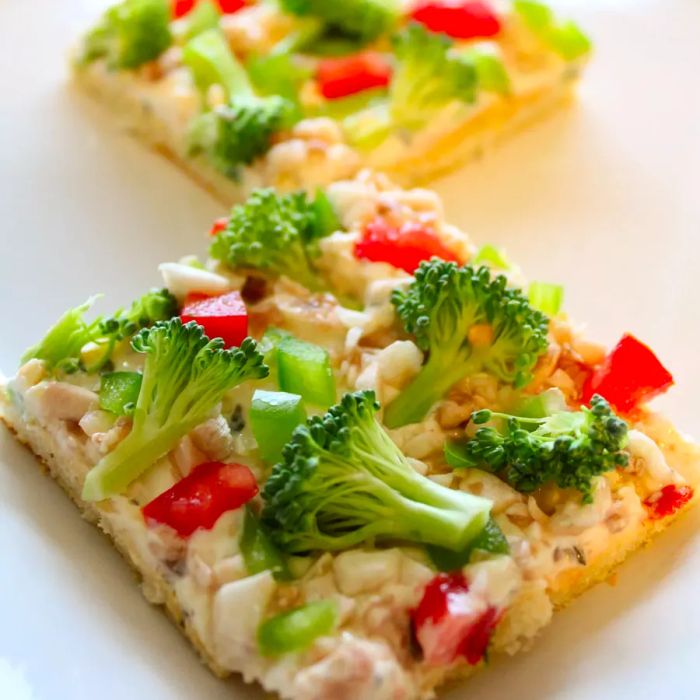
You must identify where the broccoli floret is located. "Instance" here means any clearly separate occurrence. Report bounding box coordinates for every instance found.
[82,319,268,501]
[261,390,491,553]
[279,0,400,44]
[209,188,339,291]
[458,395,629,503]
[21,297,102,373]
[79,0,172,70]
[20,289,177,375]
[88,288,179,372]
[189,95,294,177]
[384,260,550,429]
[389,23,478,132]
[182,29,295,176]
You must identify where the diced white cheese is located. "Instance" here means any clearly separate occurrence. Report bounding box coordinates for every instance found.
[211,571,276,676]
[159,262,231,300]
[333,549,402,596]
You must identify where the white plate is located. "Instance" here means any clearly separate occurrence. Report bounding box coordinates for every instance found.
[1,1,699,698]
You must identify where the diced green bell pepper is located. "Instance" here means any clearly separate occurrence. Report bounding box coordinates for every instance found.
[258,600,338,656]
[250,389,307,463]
[277,337,336,407]
[99,371,143,416]
[240,506,290,580]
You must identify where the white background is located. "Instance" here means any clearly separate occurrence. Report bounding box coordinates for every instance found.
[1,0,699,698]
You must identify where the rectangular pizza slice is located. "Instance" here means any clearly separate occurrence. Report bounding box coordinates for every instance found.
[72,0,590,204]
[3,173,698,700]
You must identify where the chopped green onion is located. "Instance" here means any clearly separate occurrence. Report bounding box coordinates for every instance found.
[240,506,290,580]
[182,28,253,99]
[528,281,563,316]
[182,0,220,41]
[258,600,338,656]
[514,0,591,61]
[250,389,307,463]
[427,518,509,571]
[473,244,510,270]
[99,371,143,416]
[277,337,336,407]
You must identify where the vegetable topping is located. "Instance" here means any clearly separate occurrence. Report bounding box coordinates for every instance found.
[258,600,338,656]
[316,52,393,99]
[581,333,674,414]
[355,217,460,273]
[80,0,172,69]
[142,461,258,536]
[250,389,307,463]
[388,23,478,133]
[82,319,267,501]
[210,189,338,291]
[410,1,501,40]
[279,0,401,45]
[450,394,629,503]
[643,484,694,520]
[411,572,500,666]
[180,290,249,348]
[261,390,492,553]
[384,260,550,428]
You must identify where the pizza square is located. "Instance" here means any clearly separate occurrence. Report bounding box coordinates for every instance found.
[72,0,590,203]
[3,174,697,700]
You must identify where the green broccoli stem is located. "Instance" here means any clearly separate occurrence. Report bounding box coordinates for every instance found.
[383,354,471,429]
[354,421,488,519]
[81,419,187,501]
[314,467,486,552]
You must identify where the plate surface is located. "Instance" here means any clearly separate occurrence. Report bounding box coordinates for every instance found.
[1,1,699,698]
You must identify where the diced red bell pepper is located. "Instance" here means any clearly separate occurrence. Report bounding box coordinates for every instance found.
[173,0,196,18]
[209,216,229,237]
[644,484,694,520]
[217,0,246,13]
[181,290,249,348]
[581,333,674,413]
[316,52,392,100]
[142,461,258,537]
[355,217,461,273]
[411,572,500,666]
[410,1,501,40]
[173,0,245,18]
